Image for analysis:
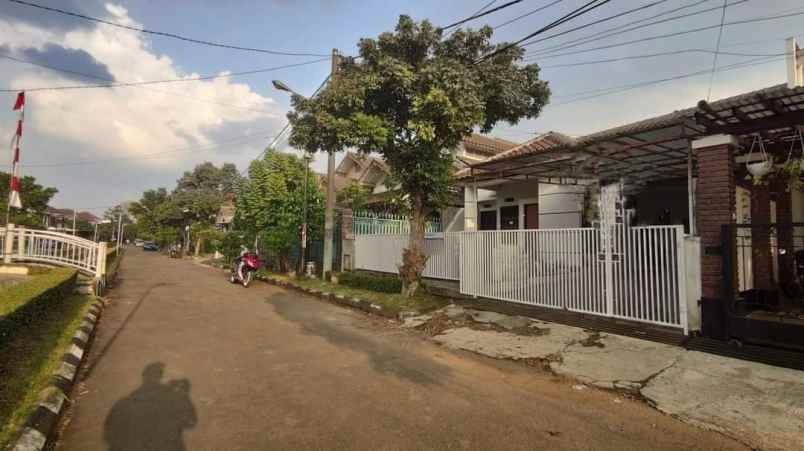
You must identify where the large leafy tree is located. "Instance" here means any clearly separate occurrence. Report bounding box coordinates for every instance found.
[0,172,58,227]
[287,16,550,295]
[236,151,324,271]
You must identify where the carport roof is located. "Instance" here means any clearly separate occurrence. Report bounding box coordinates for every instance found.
[461,83,804,186]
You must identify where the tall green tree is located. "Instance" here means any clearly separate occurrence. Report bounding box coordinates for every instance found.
[287,16,550,295]
[0,172,58,227]
[337,180,370,211]
[236,151,324,271]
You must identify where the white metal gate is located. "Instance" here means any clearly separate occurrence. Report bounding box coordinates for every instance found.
[458,225,688,331]
[459,181,688,332]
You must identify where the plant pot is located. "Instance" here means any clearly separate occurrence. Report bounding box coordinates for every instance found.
[746,160,773,177]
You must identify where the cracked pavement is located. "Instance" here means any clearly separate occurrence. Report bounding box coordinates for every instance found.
[419,305,804,451]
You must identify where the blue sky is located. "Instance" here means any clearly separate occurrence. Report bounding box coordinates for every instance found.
[0,0,802,213]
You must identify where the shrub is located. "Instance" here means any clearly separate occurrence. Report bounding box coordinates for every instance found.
[338,271,402,294]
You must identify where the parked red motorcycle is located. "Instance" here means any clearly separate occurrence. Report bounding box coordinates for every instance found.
[229,246,262,287]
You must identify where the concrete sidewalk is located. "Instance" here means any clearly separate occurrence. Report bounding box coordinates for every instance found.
[410,305,804,451]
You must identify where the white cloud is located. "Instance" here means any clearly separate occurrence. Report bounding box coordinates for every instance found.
[0,3,282,170]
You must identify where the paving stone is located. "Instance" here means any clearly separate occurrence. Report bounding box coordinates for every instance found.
[550,333,683,391]
[641,350,804,451]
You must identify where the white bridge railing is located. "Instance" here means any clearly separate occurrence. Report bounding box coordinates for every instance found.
[1,225,108,278]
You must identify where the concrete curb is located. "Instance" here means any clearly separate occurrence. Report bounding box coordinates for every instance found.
[10,299,106,451]
[256,275,402,320]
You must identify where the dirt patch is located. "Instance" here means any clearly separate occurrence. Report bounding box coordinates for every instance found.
[418,309,552,339]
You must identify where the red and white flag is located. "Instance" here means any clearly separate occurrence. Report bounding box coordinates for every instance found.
[8,91,24,209]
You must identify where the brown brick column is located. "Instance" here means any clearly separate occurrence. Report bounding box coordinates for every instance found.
[774,183,794,286]
[750,185,773,289]
[693,135,737,300]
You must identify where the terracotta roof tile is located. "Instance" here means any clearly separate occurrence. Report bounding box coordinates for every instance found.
[462,133,519,156]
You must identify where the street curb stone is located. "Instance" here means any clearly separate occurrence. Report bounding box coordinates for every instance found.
[10,299,106,451]
[257,275,401,320]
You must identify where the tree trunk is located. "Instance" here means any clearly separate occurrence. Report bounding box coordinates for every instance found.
[194,237,203,256]
[399,195,428,297]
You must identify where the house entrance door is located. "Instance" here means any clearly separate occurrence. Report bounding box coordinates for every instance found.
[525,203,539,229]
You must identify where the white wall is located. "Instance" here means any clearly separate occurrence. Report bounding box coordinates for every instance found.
[473,182,584,229]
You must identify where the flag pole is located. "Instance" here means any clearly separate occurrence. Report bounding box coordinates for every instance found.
[6,91,25,227]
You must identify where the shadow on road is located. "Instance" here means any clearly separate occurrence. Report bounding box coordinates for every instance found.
[104,362,197,451]
[268,292,451,385]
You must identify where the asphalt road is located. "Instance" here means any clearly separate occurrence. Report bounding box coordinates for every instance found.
[54,248,745,451]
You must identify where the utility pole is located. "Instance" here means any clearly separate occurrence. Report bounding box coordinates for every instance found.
[72,210,77,235]
[117,212,123,248]
[322,48,339,281]
[299,152,310,275]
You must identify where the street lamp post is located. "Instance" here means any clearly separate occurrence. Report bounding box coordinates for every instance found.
[272,48,339,280]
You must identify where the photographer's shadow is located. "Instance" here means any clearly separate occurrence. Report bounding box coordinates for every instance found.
[104,362,197,451]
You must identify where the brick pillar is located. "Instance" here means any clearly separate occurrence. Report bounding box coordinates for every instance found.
[774,182,794,286]
[692,135,737,300]
[750,185,773,289]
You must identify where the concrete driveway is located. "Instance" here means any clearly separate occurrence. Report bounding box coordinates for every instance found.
[54,248,745,450]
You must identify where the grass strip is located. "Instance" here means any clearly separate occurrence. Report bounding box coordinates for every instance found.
[265,272,448,315]
[0,294,95,448]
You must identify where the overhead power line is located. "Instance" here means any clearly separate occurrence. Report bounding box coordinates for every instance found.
[706,0,729,101]
[493,0,564,30]
[519,0,672,48]
[8,0,331,57]
[477,0,613,63]
[551,55,784,105]
[442,0,524,30]
[0,58,329,92]
[0,54,276,114]
[524,8,804,61]
[239,73,333,177]
[1,129,275,169]
[444,0,498,37]
[525,0,748,56]
[539,48,785,68]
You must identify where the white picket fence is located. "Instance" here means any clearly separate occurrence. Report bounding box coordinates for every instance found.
[459,225,687,330]
[354,233,460,281]
[1,225,108,278]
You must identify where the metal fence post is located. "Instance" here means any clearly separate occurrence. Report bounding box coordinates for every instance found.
[3,223,15,264]
[16,226,26,259]
[676,226,689,335]
[97,241,108,279]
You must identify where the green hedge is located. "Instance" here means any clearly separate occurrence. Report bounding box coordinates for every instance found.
[338,271,402,294]
[0,267,77,327]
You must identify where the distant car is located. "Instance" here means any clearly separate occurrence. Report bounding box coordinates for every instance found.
[134,239,144,247]
[142,242,159,251]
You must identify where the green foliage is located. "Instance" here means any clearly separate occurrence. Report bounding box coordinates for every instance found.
[0,292,93,448]
[288,16,549,215]
[236,151,325,267]
[337,180,371,211]
[127,162,240,249]
[338,271,403,294]
[0,172,58,228]
[287,15,549,293]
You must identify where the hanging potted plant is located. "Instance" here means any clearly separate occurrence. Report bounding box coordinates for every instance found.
[745,133,774,185]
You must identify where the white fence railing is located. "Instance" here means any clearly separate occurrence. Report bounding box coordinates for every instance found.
[460,225,687,330]
[354,233,460,281]
[1,225,107,277]
[352,216,442,235]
